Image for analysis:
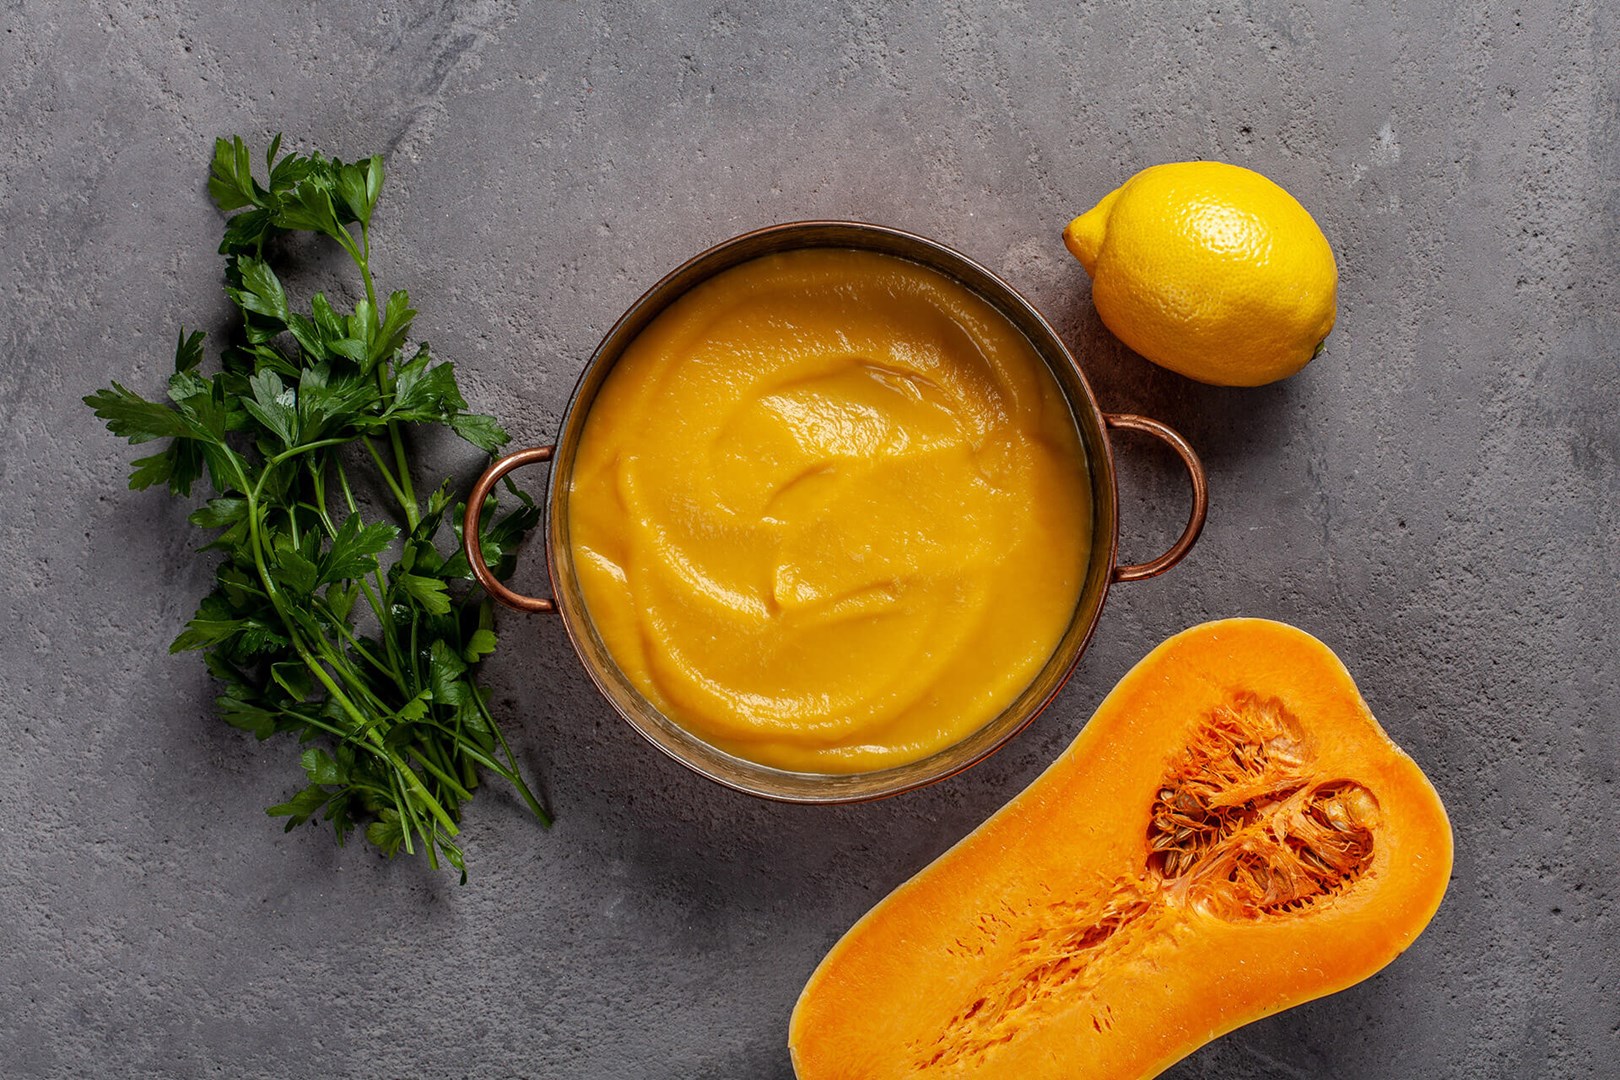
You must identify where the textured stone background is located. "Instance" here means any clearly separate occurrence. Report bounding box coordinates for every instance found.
[2,2,1616,1077]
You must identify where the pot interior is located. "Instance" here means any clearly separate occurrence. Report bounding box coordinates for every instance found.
[545,222,1119,802]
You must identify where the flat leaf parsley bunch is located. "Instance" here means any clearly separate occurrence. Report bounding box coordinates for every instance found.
[86,136,548,877]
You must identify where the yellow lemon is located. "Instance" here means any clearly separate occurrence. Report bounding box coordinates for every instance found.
[1064,161,1337,387]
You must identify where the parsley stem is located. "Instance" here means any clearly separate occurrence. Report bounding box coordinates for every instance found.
[332,458,396,632]
[408,748,474,801]
[335,454,359,512]
[475,688,552,825]
[324,610,400,685]
[387,767,419,857]
[296,499,336,534]
[299,622,390,712]
[262,437,358,475]
[429,741,464,795]
[282,709,392,766]
[352,222,421,531]
[387,423,419,529]
[357,223,378,314]
[414,704,549,826]
[356,575,394,649]
[306,458,339,537]
[388,747,460,836]
[360,437,412,512]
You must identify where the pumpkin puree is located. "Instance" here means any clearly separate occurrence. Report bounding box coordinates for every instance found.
[568,248,1090,772]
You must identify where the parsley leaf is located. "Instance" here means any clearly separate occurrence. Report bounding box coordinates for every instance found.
[321,513,399,584]
[84,383,192,443]
[449,412,509,454]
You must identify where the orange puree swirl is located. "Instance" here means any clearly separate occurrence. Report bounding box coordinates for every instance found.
[568,248,1091,773]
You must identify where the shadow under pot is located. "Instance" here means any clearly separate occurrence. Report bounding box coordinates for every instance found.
[464,221,1207,803]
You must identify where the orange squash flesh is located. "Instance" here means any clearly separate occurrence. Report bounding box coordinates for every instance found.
[789,619,1452,1079]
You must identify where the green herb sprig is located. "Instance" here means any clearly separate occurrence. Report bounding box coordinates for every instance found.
[86,135,548,878]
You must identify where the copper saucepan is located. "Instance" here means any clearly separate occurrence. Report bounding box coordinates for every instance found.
[464,221,1207,803]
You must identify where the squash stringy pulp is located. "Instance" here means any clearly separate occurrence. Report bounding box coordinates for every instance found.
[85,136,547,878]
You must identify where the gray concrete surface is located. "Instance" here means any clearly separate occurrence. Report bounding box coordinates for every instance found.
[2,2,1616,1077]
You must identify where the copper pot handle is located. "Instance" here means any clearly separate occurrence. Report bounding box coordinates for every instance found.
[463,445,557,613]
[1105,413,1208,583]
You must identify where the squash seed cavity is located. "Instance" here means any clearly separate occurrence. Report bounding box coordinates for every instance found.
[1147,692,1379,919]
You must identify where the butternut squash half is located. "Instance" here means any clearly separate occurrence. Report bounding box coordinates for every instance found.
[789,619,1452,1079]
